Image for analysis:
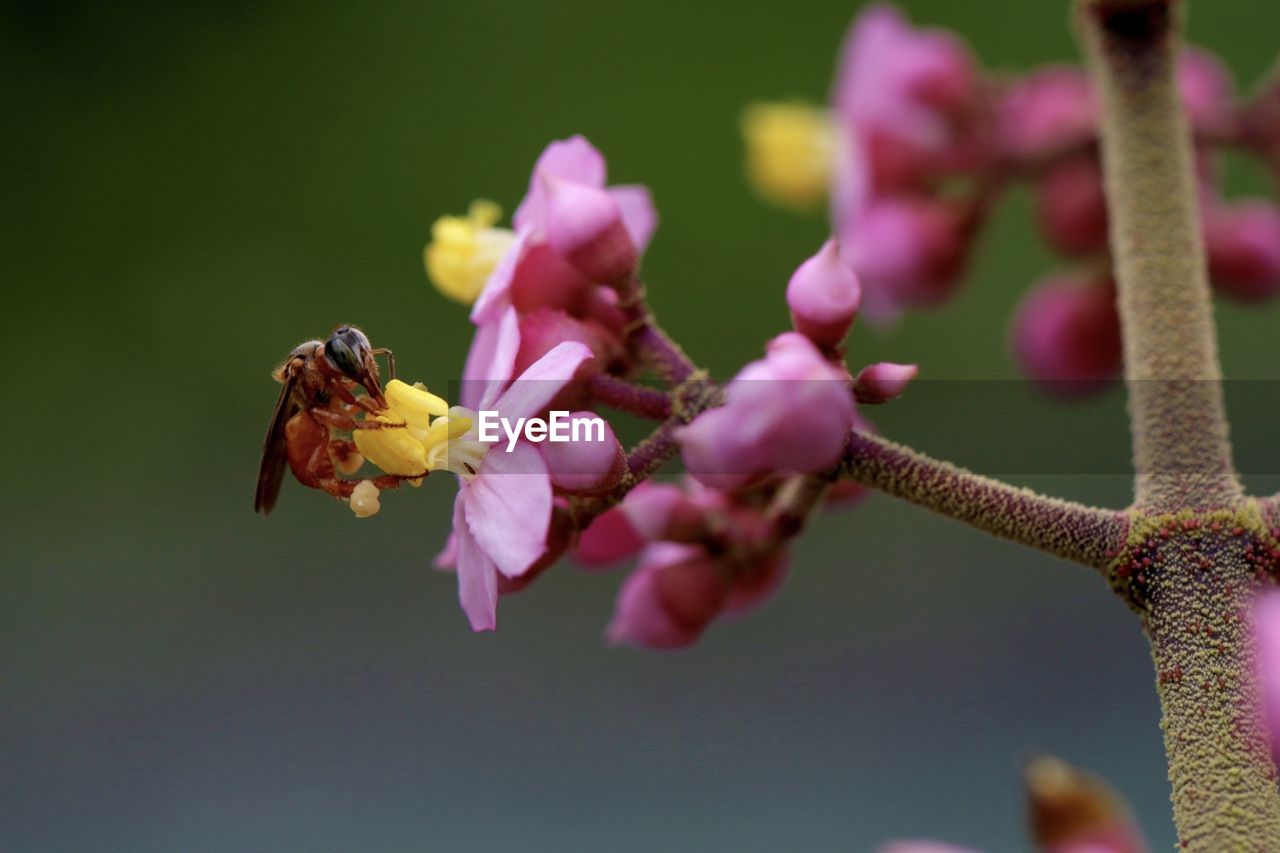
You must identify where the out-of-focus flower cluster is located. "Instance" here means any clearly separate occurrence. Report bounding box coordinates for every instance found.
[397,135,914,643]
[743,3,1280,397]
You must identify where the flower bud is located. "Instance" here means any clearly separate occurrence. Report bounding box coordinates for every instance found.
[1025,755,1147,853]
[543,175,637,283]
[1254,591,1280,766]
[853,362,918,404]
[540,411,626,495]
[842,197,973,317]
[787,238,862,347]
[1178,47,1235,135]
[680,333,855,489]
[1034,155,1108,257]
[997,65,1095,161]
[605,544,729,650]
[1204,200,1280,302]
[573,482,690,568]
[1009,275,1122,397]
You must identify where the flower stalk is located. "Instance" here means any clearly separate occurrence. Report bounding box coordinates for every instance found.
[1078,0,1241,514]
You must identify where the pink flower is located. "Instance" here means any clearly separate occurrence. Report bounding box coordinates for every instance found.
[467,135,658,371]
[605,543,730,649]
[833,4,978,158]
[840,196,974,321]
[679,332,856,489]
[1177,46,1235,136]
[997,66,1095,161]
[1254,590,1280,765]
[1204,200,1280,302]
[573,482,696,568]
[1010,275,1122,397]
[1035,155,1109,258]
[787,238,862,347]
[449,328,594,631]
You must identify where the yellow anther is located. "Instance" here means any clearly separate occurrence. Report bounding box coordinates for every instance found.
[425,199,517,305]
[353,412,428,476]
[741,102,835,211]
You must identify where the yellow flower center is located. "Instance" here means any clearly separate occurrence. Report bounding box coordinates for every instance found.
[352,380,490,481]
[740,102,835,211]
[424,200,517,305]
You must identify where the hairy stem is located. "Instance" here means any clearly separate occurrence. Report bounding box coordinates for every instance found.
[1078,0,1241,513]
[843,430,1127,570]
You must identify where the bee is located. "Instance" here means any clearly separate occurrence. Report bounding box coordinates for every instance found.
[254,325,410,515]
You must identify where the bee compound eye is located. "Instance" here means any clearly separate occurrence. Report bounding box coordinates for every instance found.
[324,336,362,379]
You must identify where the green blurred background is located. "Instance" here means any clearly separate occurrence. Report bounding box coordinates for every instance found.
[6,1,1280,849]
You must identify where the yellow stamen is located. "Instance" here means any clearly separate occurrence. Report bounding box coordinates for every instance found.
[740,102,835,211]
[425,199,517,305]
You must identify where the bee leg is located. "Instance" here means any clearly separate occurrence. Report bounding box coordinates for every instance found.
[310,408,404,432]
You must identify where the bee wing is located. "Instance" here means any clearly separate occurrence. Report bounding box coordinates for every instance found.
[255,374,301,516]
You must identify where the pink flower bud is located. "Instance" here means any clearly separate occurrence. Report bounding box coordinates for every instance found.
[787,239,862,347]
[1010,275,1122,397]
[1253,591,1280,765]
[997,66,1095,161]
[543,175,637,283]
[1204,200,1280,302]
[605,544,729,650]
[680,333,855,489]
[572,482,691,568]
[1034,155,1109,257]
[510,243,591,314]
[1178,46,1235,135]
[834,5,978,151]
[540,411,625,495]
[853,362,918,404]
[842,197,973,318]
[515,309,620,379]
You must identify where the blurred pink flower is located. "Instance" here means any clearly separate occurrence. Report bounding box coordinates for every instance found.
[606,543,730,649]
[573,482,690,567]
[840,196,974,321]
[1204,199,1280,302]
[833,4,978,158]
[998,66,1096,161]
[1253,590,1280,764]
[1010,275,1122,396]
[1035,155,1109,258]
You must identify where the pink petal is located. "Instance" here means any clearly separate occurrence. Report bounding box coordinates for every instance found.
[539,411,626,494]
[493,340,593,423]
[471,230,529,325]
[434,532,458,571]
[607,185,659,253]
[514,135,608,232]
[464,441,553,578]
[462,306,521,410]
[453,495,498,631]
